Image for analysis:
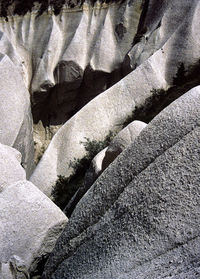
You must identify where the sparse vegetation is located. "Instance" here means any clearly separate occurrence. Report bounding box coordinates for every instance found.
[51,131,115,210]
[173,62,187,86]
[122,88,167,127]
[122,60,200,127]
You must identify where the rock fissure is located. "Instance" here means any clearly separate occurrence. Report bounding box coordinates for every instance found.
[1,1,200,278]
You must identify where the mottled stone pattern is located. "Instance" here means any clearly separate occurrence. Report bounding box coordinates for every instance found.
[30,0,200,198]
[43,87,200,278]
[0,1,200,278]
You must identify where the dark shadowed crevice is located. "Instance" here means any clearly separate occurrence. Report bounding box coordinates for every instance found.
[0,0,127,18]
[31,63,124,127]
[132,0,150,45]
[123,61,200,126]
[51,132,115,212]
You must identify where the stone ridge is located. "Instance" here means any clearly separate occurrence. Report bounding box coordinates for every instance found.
[0,0,126,17]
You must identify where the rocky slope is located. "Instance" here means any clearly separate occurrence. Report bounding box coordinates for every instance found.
[0,0,200,278]
[0,0,142,162]
[31,0,200,198]
[43,86,200,278]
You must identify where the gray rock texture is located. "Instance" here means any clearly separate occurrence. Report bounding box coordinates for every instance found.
[0,2,200,277]
[102,120,147,170]
[30,0,200,197]
[0,255,29,279]
[125,0,197,71]
[0,180,67,274]
[0,0,143,154]
[64,121,146,216]
[64,147,108,216]
[0,143,26,191]
[1,0,198,170]
[43,86,200,278]
[0,53,34,178]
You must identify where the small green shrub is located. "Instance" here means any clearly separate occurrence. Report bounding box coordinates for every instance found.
[51,174,83,210]
[122,88,167,127]
[51,131,115,209]
[173,63,187,86]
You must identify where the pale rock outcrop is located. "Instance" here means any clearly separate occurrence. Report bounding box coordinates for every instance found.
[64,147,108,216]
[0,0,144,160]
[102,120,147,170]
[85,147,108,184]
[0,53,34,178]
[43,86,200,279]
[0,0,199,165]
[125,0,200,72]
[0,0,198,166]
[0,180,67,275]
[86,120,147,180]
[65,121,146,216]
[0,143,26,191]
[30,0,200,198]
[0,255,29,279]
[0,0,143,128]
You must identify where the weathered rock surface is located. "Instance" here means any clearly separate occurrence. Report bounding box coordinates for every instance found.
[125,0,200,72]
[64,147,108,216]
[0,0,144,160]
[0,0,143,127]
[0,180,67,275]
[65,121,146,216]
[0,143,26,191]
[2,0,198,161]
[0,1,200,277]
[102,120,147,170]
[0,0,197,181]
[0,255,29,279]
[30,0,200,197]
[43,86,200,278]
[86,120,146,181]
[0,53,34,178]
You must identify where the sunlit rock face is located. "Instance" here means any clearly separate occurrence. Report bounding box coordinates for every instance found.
[0,52,34,177]
[0,143,67,278]
[0,0,144,159]
[30,0,200,198]
[0,0,200,278]
[43,86,200,279]
[1,0,199,164]
[0,0,142,125]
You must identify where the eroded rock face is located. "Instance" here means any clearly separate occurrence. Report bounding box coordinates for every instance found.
[0,134,66,277]
[0,53,34,178]
[0,143,26,191]
[0,0,145,159]
[0,0,143,127]
[102,120,147,170]
[125,0,200,73]
[64,120,146,216]
[30,0,200,197]
[0,255,29,279]
[0,0,199,165]
[0,1,200,277]
[43,86,200,279]
[0,180,67,275]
